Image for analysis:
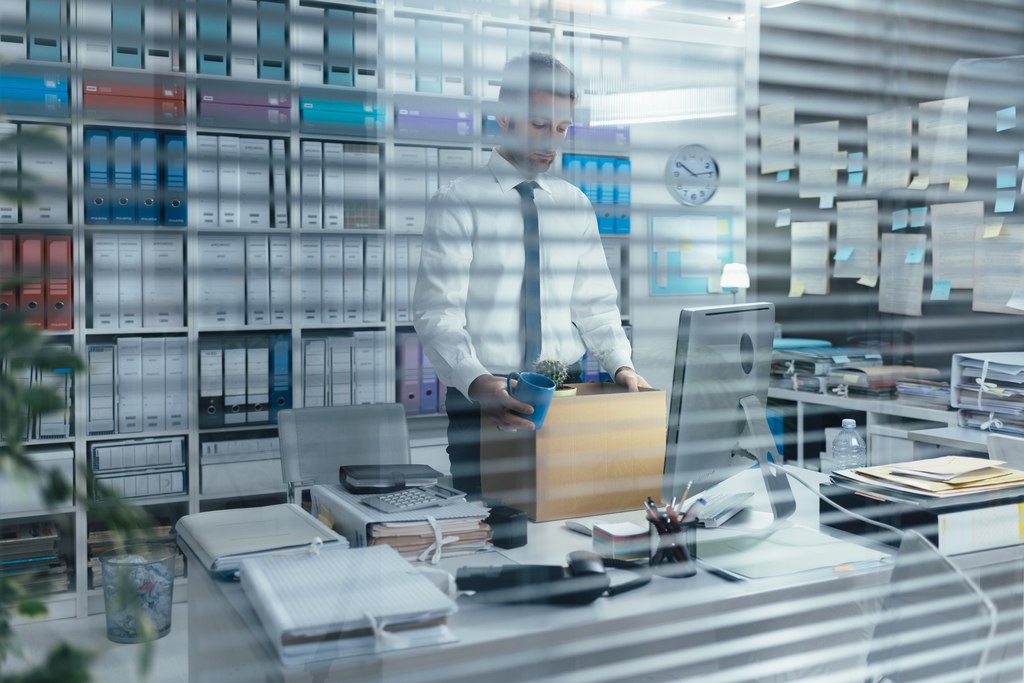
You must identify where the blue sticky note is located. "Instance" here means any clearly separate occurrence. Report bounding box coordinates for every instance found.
[905,248,924,264]
[777,169,790,182]
[997,165,1017,189]
[931,280,952,301]
[910,206,928,228]
[997,106,1016,132]
[995,190,1016,213]
[832,354,850,364]
[892,209,909,230]
[834,247,855,261]
[847,152,864,173]
[848,171,864,187]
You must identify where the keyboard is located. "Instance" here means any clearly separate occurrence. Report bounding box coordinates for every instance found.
[361,484,466,514]
[695,491,754,528]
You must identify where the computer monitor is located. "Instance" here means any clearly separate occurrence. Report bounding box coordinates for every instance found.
[662,302,794,521]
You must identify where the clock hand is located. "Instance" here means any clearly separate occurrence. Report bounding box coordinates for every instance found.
[677,161,700,176]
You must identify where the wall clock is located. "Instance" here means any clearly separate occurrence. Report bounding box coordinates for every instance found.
[665,144,720,206]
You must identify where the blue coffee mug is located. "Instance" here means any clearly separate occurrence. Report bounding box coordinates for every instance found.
[507,371,556,430]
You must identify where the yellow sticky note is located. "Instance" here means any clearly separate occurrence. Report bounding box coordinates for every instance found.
[716,219,729,236]
[908,175,930,190]
[949,175,969,193]
[984,220,1004,239]
[788,281,806,297]
[678,240,692,254]
[857,274,878,287]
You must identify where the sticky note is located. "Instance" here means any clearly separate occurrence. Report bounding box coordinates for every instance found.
[983,219,1004,239]
[848,171,864,187]
[892,209,909,230]
[777,169,790,182]
[1007,288,1024,311]
[834,247,855,261]
[1018,150,1024,171]
[910,206,928,228]
[716,219,729,236]
[908,175,930,190]
[857,274,878,287]
[788,281,806,297]
[995,190,1016,213]
[819,194,834,209]
[949,175,969,193]
[997,165,1017,189]
[904,248,924,264]
[997,106,1016,132]
[776,208,791,228]
[931,280,952,301]
[847,152,864,173]
[679,239,692,254]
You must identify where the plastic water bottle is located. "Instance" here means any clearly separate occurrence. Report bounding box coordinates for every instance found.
[831,419,867,472]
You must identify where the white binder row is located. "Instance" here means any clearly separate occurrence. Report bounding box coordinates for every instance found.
[196,233,291,328]
[195,135,290,229]
[89,435,185,473]
[0,347,74,441]
[76,0,178,70]
[554,33,626,95]
[298,233,383,325]
[390,16,467,96]
[91,232,185,329]
[200,436,282,495]
[0,123,69,225]
[390,145,473,234]
[393,235,422,324]
[86,337,188,436]
[479,23,550,100]
[299,140,380,230]
[302,331,385,409]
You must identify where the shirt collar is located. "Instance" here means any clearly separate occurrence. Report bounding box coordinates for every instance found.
[488,149,554,196]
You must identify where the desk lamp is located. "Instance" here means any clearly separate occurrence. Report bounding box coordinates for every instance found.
[720,262,749,304]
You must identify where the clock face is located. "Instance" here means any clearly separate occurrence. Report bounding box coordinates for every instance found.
[665,144,720,206]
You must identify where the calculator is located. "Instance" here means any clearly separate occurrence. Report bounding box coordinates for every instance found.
[360,484,466,514]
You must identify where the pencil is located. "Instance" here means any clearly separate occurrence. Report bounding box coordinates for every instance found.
[679,480,693,510]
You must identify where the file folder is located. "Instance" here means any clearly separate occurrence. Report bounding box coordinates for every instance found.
[438,148,472,188]
[111,130,136,224]
[116,336,144,433]
[270,138,288,227]
[199,336,225,429]
[84,129,110,224]
[352,11,377,89]
[614,158,631,234]
[293,4,324,85]
[79,0,112,67]
[597,157,616,234]
[257,0,288,81]
[321,235,344,324]
[239,136,270,227]
[117,233,143,328]
[20,124,69,225]
[300,140,323,229]
[393,236,410,323]
[0,235,17,317]
[415,20,443,94]
[322,142,345,229]
[391,145,427,232]
[230,0,258,79]
[35,345,72,438]
[397,332,421,416]
[268,234,290,324]
[217,135,241,228]
[195,135,219,227]
[0,122,16,224]
[27,0,63,62]
[197,0,229,75]
[269,334,291,422]
[197,235,245,326]
[373,329,385,403]
[163,133,187,225]
[391,17,416,93]
[481,25,506,100]
[420,349,438,414]
[87,343,116,434]
[328,336,353,406]
[164,336,188,429]
[136,130,160,224]
[141,233,184,327]
[223,337,247,425]
[247,335,270,423]
[112,0,144,69]
[363,234,383,324]
[299,235,322,323]
[90,233,119,328]
[303,338,327,408]
[0,1,27,61]
[141,337,166,431]
[18,235,45,328]
[143,0,177,71]
[441,21,465,97]
[44,235,72,330]
[342,235,363,323]
[343,143,379,230]
[0,71,69,118]
[245,235,270,325]
[324,8,354,87]
[352,331,374,405]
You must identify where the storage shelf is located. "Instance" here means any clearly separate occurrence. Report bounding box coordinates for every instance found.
[84,327,189,336]
[198,424,280,435]
[196,325,295,333]
[0,505,75,521]
[0,223,74,231]
[82,223,187,232]
[86,430,190,443]
[194,226,293,234]
[198,487,288,501]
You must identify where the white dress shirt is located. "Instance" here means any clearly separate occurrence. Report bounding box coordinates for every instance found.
[413,150,633,398]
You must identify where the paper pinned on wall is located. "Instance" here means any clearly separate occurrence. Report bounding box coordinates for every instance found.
[798,120,839,200]
[931,280,952,301]
[973,223,1024,315]
[909,206,928,228]
[996,165,1017,189]
[949,175,969,193]
[995,191,1016,214]
[759,102,796,174]
[848,172,864,187]
[904,248,924,265]
[1007,289,1024,312]
[996,106,1016,132]
[918,97,968,183]
[777,169,790,182]
[879,233,925,317]
[847,152,864,173]
[819,194,834,209]
[834,199,879,281]
[867,107,912,191]
[775,208,791,228]
[834,247,854,261]
[649,214,727,295]
[984,218,1005,239]
[892,209,909,230]
[931,201,983,289]
[790,221,830,296]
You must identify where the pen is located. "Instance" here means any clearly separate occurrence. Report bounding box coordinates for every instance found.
[680,480,693,508]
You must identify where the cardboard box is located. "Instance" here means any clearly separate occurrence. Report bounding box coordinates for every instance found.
[480,383,666,521]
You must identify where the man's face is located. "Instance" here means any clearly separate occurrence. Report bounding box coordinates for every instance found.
[499,91,574,175]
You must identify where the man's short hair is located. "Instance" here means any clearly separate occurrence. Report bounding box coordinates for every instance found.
[498,52,577,108]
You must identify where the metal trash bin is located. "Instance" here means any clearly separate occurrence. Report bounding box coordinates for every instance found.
[100,542,176,643]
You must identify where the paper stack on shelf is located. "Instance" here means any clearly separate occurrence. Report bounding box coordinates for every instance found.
[310,484,491,561]
[896,378,952,409]
[833,455,1024,499]
[826,365,941,399]
[240,545,458,665]
[770,346,883,394]
[0,522,70,595]
[952,352,1024,435]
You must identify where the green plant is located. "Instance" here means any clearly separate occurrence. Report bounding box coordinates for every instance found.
[532,356,569,389]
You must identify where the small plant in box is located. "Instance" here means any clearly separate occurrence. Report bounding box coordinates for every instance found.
[532,356,577,397]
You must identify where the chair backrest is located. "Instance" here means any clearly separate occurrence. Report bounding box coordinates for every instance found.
[985,433,1024,469]
[865,530,996,683]
[278,404,411,500]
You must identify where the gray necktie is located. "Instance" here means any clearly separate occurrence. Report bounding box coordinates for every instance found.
[515,181,541,368]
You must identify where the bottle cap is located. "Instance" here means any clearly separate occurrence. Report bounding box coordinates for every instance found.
[842,418,857,429]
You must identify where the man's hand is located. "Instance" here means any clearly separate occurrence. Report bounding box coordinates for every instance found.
[468,375,537,431]
[614,367,651,392]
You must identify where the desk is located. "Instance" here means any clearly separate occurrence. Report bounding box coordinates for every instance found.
[180,467,1024,683]
[909,425,989,454]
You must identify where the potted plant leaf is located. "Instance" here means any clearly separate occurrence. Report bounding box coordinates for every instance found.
[532,356,577,397]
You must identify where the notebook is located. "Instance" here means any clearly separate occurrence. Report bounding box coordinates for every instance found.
[175,504,347,574]
[240,545,458,665]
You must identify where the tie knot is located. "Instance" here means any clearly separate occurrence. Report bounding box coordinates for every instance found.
[515,180,538,198]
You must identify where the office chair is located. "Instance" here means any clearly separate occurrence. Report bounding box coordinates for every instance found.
[278,404,411,503]
[865,530,996,683]
[985,433,1024,469]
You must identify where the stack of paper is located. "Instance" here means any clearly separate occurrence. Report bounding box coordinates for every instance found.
[835,456,1024,498]
[770,346,883,394]
[241,545,457,665]
[827,365,941,398]
[896,378,952,409]
[952,353,1024,436]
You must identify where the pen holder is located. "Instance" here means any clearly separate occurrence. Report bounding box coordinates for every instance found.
[648,519,697,579]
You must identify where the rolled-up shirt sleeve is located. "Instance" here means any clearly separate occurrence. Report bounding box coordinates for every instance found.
[413,189,490,398]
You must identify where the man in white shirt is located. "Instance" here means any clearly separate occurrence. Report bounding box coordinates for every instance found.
[413,53,649,497]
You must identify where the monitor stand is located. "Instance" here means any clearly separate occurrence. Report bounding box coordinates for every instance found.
[730,395,796,527]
